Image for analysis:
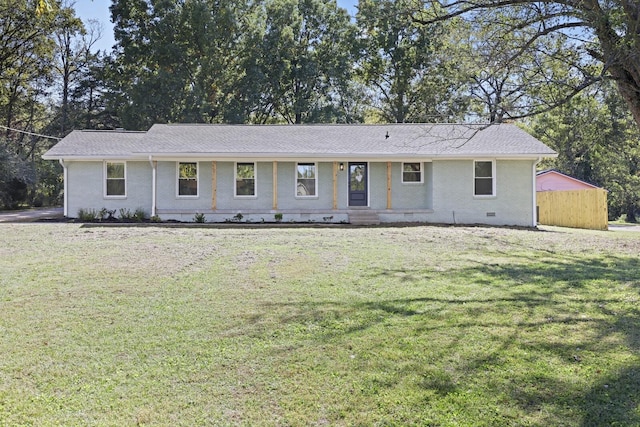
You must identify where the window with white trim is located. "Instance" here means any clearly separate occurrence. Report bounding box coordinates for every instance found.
[402,162,423,183]
[296,162,317,197]
[178,162,198,197]
[235,162,256,197]
[474,160,495,196]
[105,161,126,197]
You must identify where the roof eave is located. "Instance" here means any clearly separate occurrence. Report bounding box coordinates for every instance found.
[146,152,557,159]
[43,152,557,161]
[42,154,149,161]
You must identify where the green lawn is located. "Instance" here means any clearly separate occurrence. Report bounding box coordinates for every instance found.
[1,223,639,426]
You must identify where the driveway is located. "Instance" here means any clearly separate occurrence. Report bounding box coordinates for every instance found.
[608,223,640,232]
[0,207,64,223]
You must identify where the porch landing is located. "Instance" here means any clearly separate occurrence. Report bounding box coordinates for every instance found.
[348,208,381,226]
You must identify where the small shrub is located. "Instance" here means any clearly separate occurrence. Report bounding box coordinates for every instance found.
[118,208,132,221]
[77,208,98,221]
[274,213,283,222]
[194,212,206,223]
[150,215,162,223]
[133,208,147,222]
[233,212,243,222]
[98,208,108,221]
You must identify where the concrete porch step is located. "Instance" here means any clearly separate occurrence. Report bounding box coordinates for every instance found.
[348,209,380,225]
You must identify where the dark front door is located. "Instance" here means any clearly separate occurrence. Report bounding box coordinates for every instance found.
[348,162,368,206]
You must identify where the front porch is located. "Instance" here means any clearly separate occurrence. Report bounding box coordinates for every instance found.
[155,207,436,224]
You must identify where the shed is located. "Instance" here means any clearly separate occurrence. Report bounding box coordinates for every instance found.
[536,170,608,230]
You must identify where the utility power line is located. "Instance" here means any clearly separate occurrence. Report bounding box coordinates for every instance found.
[0,125,62,141]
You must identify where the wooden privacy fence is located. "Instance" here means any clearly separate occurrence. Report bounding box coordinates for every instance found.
[537,189,608,230]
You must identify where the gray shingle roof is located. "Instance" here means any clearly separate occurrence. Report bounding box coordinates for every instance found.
[43,123,556,160]
[43,130,146,158]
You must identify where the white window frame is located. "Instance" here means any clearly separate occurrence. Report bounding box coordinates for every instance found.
[235,162,257,198]
[104,161,127,198]
[474,159,496,197]
[402,162,423,184]
[176,162,199,198]
[295,162,318,198]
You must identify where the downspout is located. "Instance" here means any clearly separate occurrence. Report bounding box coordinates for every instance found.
[149,156,157,217]
[59,159,68,217]
[532,157,541,227]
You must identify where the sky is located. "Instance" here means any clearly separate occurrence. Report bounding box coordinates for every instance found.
[73,0,358,53]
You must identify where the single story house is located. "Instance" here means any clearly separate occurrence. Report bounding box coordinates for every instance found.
[43,123,557,226]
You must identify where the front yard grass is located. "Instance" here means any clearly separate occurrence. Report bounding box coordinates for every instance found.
[0,224,639,426]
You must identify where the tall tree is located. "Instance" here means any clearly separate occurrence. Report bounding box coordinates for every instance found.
[109,0,246,129]
[52,4,103,134]
[67,51,117,129]
[416,0,640,130]
[0,0,56,135]
[240,0,357,124]
[356,0,469,123]
[530,84,640,221]
[0,0,59,208]
[458,9,595,123]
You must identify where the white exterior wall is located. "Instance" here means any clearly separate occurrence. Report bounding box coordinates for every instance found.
[156,161,214,212]
[276,162,334,210]
[65,158,535,226]
[66,161,152,218]
[429,159,535,226]
[390,162,432,210]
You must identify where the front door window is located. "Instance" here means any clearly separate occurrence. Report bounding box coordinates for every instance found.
[348,162,367,206]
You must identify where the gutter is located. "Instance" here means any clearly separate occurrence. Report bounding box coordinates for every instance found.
[59,159,68,217]
[149,156,157,217]
[41,152,557,162]
[532,157,541,227]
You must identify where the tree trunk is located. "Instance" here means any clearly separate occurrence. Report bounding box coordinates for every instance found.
[610,64,640,130]
[587,0,640,128]
[625,202,637,223]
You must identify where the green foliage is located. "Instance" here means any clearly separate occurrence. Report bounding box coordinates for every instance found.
[193,212,206,223]
[77,208,98,221]
[0,1,110,209]
[116,207,147,222]
[274,212,283,222]
[0,1,59,208]
[108,0,358,126]
[529,83,640,222]
[108,0,250,128]
[356,0,469,123]
[241,0,358,123]
[77,207,120,221]
[133,207,146,222]
[117,208,131,220]
[1,0,640,220]
[0,143,34,209]
[417,0,640,127]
